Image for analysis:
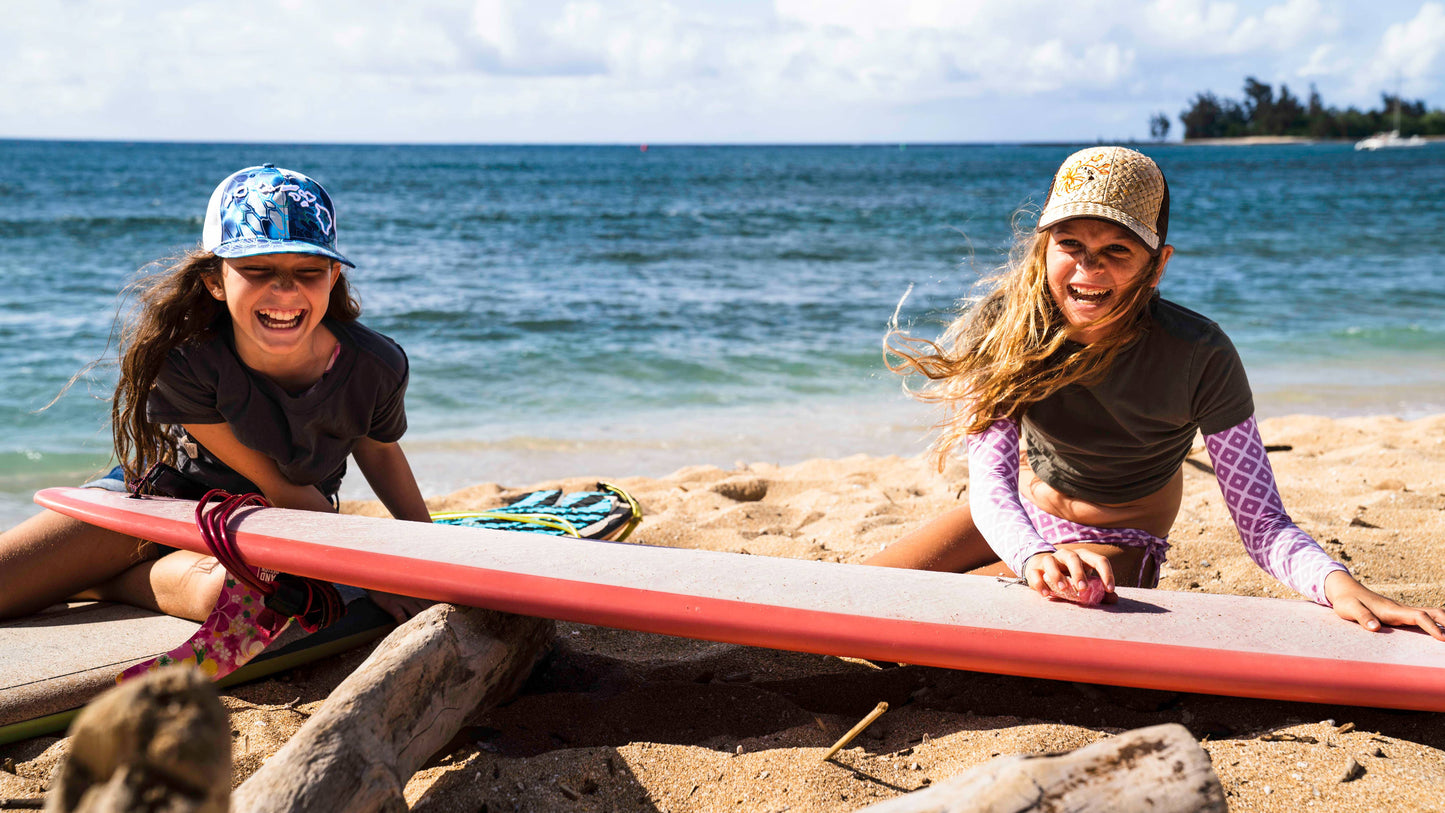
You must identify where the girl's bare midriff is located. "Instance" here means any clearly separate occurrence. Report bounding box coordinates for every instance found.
[1017,452,1183,539]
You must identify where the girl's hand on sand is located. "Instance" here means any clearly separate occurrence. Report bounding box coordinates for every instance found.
[1024,550,1115,606]
[1325,570,1445,640]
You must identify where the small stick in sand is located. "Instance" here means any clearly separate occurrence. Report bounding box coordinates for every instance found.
[822,701,889,762]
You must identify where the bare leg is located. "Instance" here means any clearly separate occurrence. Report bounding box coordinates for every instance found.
[864,505,999,572]
[865,505,1155,590]
[78,551,228,622]
[0,509,154,618]
[0,508,225,622]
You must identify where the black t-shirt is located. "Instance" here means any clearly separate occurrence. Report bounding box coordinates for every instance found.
[1021,296,1254,503]
[145,318,409,499]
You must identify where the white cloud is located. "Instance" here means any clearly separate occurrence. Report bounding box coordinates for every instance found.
[0,0,1437,142]
[774,0,995,31]
[1143,0,1339,53]
[743,1,1141,99]
[1260,0,1341,43]
[1296,43,1338,78]
[1297,1,1445,102]
[1371,2,1445,93]
[467,0,611,76]
[1023,41,1136,93]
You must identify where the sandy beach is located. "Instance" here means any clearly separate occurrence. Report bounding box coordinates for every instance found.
[2,413,1443,811]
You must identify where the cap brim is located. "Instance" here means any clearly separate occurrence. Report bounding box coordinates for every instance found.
[212,239,355,268]
[1038,202,1160,253]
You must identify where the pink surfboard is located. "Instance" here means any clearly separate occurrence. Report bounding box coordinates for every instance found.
[37,486,1445,712]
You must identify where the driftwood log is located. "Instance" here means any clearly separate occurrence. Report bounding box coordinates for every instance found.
[232,604,553,813]
[45,666,229,813]
[859,723,1226,813]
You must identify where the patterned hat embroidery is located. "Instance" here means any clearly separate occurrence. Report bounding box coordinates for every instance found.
[201,165,353,267]
[220,174,334,245]
[1055,153,1113,194]
[1037,146,1168,252]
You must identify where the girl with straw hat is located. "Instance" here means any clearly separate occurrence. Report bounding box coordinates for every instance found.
[869,146,1444,638]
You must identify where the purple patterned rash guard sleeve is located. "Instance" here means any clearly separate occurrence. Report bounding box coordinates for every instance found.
[967,418,1056,576]
[1204,416,1347,605]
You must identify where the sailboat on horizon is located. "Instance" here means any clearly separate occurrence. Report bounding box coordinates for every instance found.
[1355,81,1427,151]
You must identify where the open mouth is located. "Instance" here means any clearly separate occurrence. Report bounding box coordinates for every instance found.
[1067,284,1112,304]
[257,309,305,330]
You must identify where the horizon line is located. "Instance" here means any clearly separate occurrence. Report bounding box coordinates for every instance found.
[2,136,1352,149]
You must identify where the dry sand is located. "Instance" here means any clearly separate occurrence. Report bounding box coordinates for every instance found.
[2,413,1443,811]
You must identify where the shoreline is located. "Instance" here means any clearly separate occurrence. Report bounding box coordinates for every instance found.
[4,412,1443,810]
[3,400,1444,530]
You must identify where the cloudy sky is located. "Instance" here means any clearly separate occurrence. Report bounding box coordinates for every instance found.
[5,0,1442,144]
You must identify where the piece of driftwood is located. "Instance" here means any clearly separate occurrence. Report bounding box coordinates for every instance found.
[233,604,554,813]
[46,666,229,813]
[858,723,1226,813]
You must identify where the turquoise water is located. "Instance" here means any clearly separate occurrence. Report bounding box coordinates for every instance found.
[2,140,1442,524]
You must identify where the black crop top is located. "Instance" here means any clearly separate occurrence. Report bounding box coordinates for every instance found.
[1021,296,1254,503]
[145,318,409,499]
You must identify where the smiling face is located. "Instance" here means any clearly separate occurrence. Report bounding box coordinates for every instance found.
[1045,218,1172,344]
[206,253,341,376]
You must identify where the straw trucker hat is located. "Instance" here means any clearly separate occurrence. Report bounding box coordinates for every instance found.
[1037,146,1169,253]
[202,164,354,267]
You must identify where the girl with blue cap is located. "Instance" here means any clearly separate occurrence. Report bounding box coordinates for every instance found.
[0,165,433,638]
[869,146,1445,639]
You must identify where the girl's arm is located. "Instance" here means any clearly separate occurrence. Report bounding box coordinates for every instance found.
[350,437,434,621]
[184,425,434,622]
[350,437,431,523]
[1202,416,1344,602]
[1204,416,1444,639]
[969,418,1114,598]
[182,423,335,512]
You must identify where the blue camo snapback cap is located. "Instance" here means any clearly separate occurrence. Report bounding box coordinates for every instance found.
[201,164,354,267]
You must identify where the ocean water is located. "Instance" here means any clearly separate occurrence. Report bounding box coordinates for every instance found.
[1,140,1442,525]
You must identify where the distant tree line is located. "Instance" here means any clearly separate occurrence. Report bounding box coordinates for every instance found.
[1157,77,1445,140]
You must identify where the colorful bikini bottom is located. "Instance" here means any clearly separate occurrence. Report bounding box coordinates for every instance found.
[1019,499,1170,588]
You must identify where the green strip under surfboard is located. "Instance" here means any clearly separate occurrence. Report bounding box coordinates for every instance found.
[0,598,394,747]
[0,484,640,745]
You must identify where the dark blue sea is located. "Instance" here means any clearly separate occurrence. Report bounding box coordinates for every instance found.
[2,140,1442,524]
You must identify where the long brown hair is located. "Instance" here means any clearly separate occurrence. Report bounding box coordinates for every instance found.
[887,226,1162,470]
[111,250,361,480]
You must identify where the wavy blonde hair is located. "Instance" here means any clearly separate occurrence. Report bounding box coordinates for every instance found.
[109,250,361,481]
[887,226,1163,470]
